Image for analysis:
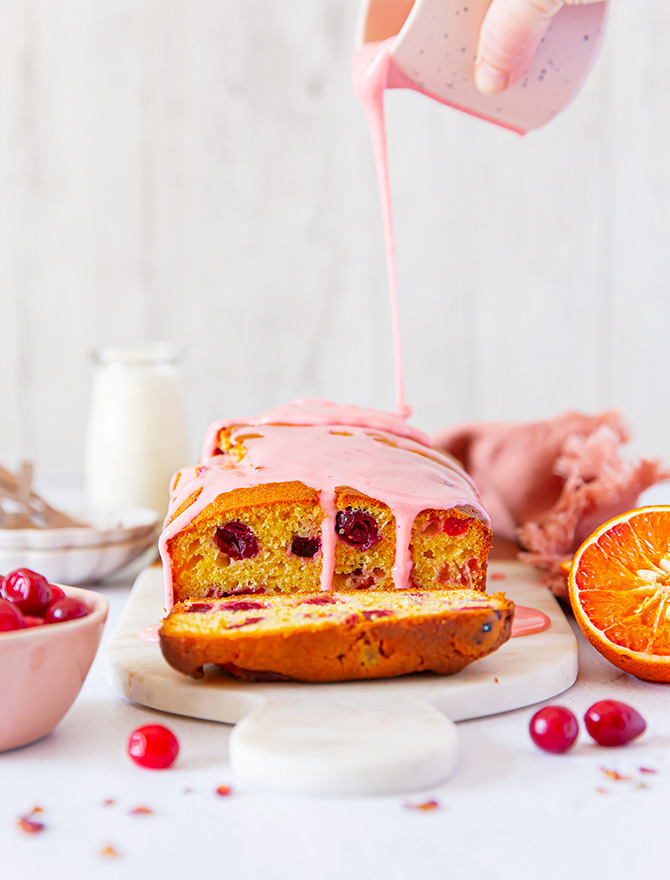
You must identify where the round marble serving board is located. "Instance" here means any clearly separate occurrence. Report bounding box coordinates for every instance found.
[106,562,577,796]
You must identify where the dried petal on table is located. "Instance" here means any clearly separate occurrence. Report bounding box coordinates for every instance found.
[99,845,120,858]
[600,768,632,782]
[17,816,46,834]
[404,799,440,812]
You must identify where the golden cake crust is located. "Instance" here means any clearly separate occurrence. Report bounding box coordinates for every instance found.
[160,588,513,682]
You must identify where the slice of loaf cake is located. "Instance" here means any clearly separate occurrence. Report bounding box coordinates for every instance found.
[160,587,513,681]
[159,400,492,607]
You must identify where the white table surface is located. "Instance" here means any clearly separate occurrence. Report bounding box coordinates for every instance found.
[3,484,669,880]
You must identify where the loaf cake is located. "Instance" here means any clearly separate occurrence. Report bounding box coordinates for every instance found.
[158,399,509,682]
[160,587,513,681]
[159,400,492,606]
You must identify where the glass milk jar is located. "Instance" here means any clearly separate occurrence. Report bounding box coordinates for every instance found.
[84,343,190,517]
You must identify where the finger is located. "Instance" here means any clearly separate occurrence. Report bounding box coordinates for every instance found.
[475,0,565,95]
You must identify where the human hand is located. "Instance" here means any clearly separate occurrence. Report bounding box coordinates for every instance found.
[474,0,606,95]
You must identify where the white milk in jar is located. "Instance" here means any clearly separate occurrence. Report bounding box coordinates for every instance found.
[84,343,190,516]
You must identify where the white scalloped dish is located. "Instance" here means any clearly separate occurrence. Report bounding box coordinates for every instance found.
[0,507,160,549]
[0,508,161,585]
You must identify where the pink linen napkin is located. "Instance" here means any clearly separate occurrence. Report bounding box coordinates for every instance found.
[434,411,669,599]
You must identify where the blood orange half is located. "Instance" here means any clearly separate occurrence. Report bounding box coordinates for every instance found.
[568,506,670,682]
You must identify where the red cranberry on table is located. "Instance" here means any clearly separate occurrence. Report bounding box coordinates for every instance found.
[128,725,180,769]
[1,568,52,615]
[529,706,579,753]
[0,599,27,632]
[584,700,646,747]
[44,597,90,624]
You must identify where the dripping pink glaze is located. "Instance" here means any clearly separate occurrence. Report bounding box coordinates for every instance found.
[510,606,551,638]
[160,402,488,608]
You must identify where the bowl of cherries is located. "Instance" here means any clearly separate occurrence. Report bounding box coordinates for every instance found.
[0,567,108,751]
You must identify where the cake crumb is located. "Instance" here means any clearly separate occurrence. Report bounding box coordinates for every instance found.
[129,805,153,815]
[100,845,119,858]
[102,798,116,807]
[639,767,658,775]
[215,785,233,797]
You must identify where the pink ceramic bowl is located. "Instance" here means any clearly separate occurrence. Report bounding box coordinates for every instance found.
[0,585,108,752]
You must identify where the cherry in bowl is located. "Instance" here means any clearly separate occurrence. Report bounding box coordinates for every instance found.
[1,568,52,616]
[0,568,89,632]
[0,599,27,632]
[0,582,108,752]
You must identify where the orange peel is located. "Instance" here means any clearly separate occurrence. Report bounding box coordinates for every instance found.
[568,505,670,682]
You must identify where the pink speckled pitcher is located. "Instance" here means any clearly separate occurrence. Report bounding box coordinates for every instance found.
[356,0,608,133]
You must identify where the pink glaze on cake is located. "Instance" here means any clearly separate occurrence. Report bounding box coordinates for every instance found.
[201,398,430,458]
[160,401,488,609]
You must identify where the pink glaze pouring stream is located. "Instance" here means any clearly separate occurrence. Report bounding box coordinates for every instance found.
[354,0,608,416]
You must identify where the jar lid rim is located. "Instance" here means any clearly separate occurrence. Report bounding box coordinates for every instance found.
[92,342,183,366]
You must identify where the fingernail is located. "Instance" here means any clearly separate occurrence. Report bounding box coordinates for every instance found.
[475,60,508,95]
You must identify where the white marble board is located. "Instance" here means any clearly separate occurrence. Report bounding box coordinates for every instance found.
[106,562,577,795]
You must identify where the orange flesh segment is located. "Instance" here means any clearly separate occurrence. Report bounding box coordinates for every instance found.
[575,510,670,656]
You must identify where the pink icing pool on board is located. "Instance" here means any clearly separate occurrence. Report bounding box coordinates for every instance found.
[510,606,551,638]
[139,624,161,643]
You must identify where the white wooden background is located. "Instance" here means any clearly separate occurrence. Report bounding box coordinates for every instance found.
[0,0,668,477]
